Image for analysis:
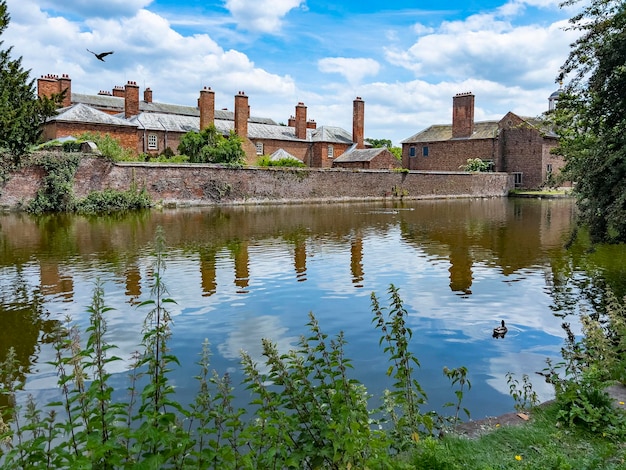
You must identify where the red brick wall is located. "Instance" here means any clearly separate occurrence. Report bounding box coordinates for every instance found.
[403,139,496,171]
[501,127,545,188]
[42,122,138,153]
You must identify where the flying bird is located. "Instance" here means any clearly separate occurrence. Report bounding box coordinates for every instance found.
[87,49,114,62]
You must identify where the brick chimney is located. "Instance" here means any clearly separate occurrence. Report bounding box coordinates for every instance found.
[452,92,475,138]
[353,96,365,149]
[295,102,307,140]
[124,81,139,118]
[58,74,72,107]
[307,119,317,129]
[143,87,153,103]
[37,74,71,107]
[288,115,295,127]
[234,91,249,138]
[199,86,215,131]
[112,85,125,97]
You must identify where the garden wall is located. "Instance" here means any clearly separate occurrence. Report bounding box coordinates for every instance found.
[0,156,513,210]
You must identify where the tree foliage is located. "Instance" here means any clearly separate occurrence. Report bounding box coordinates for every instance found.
[553,0,626,243]
[365,137,402,160]
[0,1,61,163]
[178,125,246,166]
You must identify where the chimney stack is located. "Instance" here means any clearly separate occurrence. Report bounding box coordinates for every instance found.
[37,74,72,107]
[143,87,153,103]
[58,74,72,107]
[112,85,125,97]
[199,86,215,131]
[124,81,140,118]
[288,115,296,127]
[353,96,365,149]
[234,91,249,138]
[452,92,475,138]
[295,102,307,140]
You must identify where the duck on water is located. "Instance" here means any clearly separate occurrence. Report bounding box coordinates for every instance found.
[493,320,508,339]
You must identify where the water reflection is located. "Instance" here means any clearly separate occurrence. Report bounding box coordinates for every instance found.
[1,198,624,419]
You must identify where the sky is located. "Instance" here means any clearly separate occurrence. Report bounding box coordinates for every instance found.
[3,0,581,146]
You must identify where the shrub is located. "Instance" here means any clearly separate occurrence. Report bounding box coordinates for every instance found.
[460,158,492,172]
[255,155,305,167]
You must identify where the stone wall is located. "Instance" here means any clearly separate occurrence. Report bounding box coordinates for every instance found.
[0,156,513,210]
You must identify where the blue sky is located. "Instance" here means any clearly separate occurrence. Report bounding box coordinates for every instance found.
[4,0,579,146]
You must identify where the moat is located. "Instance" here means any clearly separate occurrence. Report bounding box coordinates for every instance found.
[1,197,625,420]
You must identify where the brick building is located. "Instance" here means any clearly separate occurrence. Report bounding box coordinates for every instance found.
[332,147,401,170]
[401,92,565,189]
[37,74,366,167]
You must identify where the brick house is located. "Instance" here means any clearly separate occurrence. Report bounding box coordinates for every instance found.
[332,147,401,170]
[401,92,564,189]
[37,74,366,167]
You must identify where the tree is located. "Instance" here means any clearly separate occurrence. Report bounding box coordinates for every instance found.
[365,137,402,160]
[552,0,626,243]
[0,0,60,163]
[178,125,245,166]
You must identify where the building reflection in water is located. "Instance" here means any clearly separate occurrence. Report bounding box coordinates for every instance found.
[124,262,142,304]
[350,234,364,288]
[200,248,218,297]
[232,241,250,293]
[294,239,307,282]
[40,261,74,301]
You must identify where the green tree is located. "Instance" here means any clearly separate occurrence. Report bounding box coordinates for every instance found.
[553,0,626,243]
[0,0,60,163]
[365,137,402,160]
[178,125,245,165]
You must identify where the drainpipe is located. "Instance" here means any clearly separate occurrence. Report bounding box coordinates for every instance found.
[137,116,146,153]
[158,119,167,151]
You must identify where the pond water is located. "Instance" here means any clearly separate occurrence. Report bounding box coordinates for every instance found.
[1,197,625,421]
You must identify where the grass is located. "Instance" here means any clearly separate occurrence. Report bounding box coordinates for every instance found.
[509,188,572,197]
[429,402,626,469]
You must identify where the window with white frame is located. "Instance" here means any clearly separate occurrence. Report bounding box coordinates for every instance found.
[409,146,416,157]
[255,142,263,155]
[328,145,334,158]
[147,133,158,150]
[513,172,523,187]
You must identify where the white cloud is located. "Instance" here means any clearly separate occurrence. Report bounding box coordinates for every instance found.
[318,57,380,86]
[224,0,305,33]
[384,12,578,88]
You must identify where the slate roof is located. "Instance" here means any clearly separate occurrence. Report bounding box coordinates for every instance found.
[49,103,137,128]
[333,147,386,163]
[72,93,276,124]
[310,126,353,144]
[269,149,299,161]
[53,93,353,145]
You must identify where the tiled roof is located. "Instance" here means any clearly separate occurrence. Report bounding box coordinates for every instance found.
[402,121,499,144]
[49,103,137,127]
[333,147,385,163]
